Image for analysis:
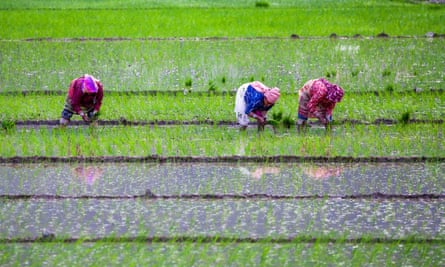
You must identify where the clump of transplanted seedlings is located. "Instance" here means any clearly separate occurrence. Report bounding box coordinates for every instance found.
[185,78,192,88]
[326,70,337,78]
[399,111,411,125]
[208,81,218,93]
[268,110,295,130]
[255,1,270,8]
[1,118,15,132]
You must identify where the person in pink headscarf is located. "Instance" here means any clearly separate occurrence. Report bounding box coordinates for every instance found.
[234,81,281,130]
[60,74,104,126]
[297,78,344,131]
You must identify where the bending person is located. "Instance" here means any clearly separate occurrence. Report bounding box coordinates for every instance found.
[234,81,280,130]
[60,74,104,126]
[297,78,344,131]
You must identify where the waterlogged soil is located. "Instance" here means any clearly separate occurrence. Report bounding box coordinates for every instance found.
[1,198,443,240]
[0,162,443,196]
[0,162,443,240]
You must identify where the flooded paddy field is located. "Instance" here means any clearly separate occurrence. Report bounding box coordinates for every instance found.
[1,162,443,196]
[1,162,443,239]
[1,197,443,240]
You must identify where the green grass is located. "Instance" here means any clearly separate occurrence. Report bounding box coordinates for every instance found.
[0,124,443,157]
[0,1,444,39]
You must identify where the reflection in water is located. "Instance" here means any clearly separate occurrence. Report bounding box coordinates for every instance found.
[72,166,103,185]
[239,166,280,179]
[302,164,343,180]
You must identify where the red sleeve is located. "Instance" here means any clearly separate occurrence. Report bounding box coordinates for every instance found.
[307,80,328,114]
[94,81,104,112]
[68,78,83,114]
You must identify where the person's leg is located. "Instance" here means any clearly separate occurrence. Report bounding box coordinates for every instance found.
[324,114,333,132]
[297,113,308,133]
[60,109,73,126]
[237,112,249,130]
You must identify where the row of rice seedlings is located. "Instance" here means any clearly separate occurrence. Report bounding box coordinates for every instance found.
[2,1,443,38]
[1,242,443,266]
[1,197,441,242]
[1,91,443,122]
[1,124,443,157]
[1,38,443,93]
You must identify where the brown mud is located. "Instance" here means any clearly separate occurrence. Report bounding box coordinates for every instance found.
[19,33,445,43]
[1,155,443,164]
[2,192,443,201]
[2,235,442,244]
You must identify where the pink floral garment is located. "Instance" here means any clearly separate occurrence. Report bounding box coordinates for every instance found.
[298,78,343,122]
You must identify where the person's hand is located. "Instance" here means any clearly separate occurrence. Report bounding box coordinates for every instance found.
[257,116,266,124]
[80,112,90,122]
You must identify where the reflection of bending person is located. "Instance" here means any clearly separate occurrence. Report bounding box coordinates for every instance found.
[302,165,342,180]
[235,81,280,130]
[297,78,344,132]
[239,166,280,179]
[72,166,103,185]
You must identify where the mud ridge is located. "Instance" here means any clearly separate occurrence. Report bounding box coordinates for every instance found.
[1,236,442,244]
[1,89,443,96]
[14,34,445,42]
[2,193,444,201]
[12,118,445,127]
[1,156,444,164]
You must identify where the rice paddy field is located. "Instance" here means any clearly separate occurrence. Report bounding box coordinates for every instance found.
[1,0,444,266]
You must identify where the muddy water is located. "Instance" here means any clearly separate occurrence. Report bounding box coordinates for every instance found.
[0,162,443,196]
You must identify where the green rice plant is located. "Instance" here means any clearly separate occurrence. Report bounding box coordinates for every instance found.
[382,69,392,77]
[326,70,337,78]
[399,110,411,124]
[1,39,444,94]
[385,84,395,93]
[1,118,15,132]
[281,114,295,129]
[1,124,443,157]
[255,1,270,8]
[271,110,283,121]
[208,81,218,93]
[185,78,192,88]
[1,1,444,38]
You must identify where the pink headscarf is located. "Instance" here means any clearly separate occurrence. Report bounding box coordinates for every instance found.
[264,87,280,104]
[82,74,98,93]
[320,78,344,103]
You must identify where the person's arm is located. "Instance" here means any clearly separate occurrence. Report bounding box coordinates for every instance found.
[69,79,83,114]
[248,111,265,124]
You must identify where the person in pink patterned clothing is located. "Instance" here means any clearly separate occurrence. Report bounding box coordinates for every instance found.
[60,74,104,126]
[297,78,344,131]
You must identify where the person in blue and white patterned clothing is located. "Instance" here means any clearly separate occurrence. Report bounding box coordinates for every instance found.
[234,81,280,130]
